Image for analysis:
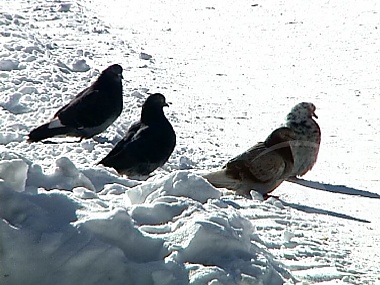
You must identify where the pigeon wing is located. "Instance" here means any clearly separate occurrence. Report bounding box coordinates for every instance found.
[55,87,114,128]
[226,142,285,183]
[226,142,266,169]
[247,151,286,182]
[54,87,90,118]
[100,121,142,162]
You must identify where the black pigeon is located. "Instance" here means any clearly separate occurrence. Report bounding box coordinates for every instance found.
[98,93,176,177]
[27,64,124,142]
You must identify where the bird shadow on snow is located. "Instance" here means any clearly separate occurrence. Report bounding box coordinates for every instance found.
[278,199,371,224]
[286,177,380,199]
[280,177,378,223]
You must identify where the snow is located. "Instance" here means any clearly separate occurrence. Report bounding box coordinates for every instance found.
[0,59,20,71]
[0,0,380,284]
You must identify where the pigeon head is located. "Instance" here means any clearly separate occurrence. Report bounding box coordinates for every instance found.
[140,93,170,123]
[143,93,169,109]
[286,102,318,122]
[102,64,123,80]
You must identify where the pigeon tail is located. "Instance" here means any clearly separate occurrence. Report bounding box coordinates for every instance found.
[27,123,76,142]
[203,169,285,197]
[202,169,243,191]
[97,156,113,168]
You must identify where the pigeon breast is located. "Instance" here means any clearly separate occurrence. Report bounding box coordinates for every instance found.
[98,93,176,177]
[285,102,321,177]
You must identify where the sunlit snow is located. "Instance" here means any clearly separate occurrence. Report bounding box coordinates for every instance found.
[0,0,379,284]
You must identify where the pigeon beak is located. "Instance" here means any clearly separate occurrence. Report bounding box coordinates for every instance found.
[312,111,318,119]
[164,102,170,107]
[119,73,124,79]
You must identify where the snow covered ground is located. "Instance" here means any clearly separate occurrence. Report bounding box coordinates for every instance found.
[0,0,379,284]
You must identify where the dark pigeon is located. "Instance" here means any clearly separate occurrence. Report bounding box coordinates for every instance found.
[203,127,296,197]
[27,64,124,143]
[98,93,176,177]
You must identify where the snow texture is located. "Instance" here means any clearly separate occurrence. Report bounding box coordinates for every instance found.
[0,0,379,284]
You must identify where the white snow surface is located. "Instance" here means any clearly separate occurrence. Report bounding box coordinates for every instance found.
[0,0,379,284]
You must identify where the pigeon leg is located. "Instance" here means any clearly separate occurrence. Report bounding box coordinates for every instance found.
[264,193,280,200]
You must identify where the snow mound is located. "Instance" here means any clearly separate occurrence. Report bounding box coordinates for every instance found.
[125,170,221,205]
[0,91,32,114]
[0,159,28,192]
[0,168,293,285]
[70,59,91,72]
[26,157,96,192]
[0,58,21,71]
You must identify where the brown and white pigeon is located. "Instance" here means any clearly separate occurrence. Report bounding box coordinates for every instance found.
[98,93,176,177]
[202,127,296,197]
[285,102,321,177]
[27,64,123,143]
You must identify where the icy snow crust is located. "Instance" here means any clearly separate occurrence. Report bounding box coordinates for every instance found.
[0,0,379,284]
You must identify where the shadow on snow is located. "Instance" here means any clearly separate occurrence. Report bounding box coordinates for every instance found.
[286,177,380,199]
[279,199,371,223]
[281,177,376,223]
